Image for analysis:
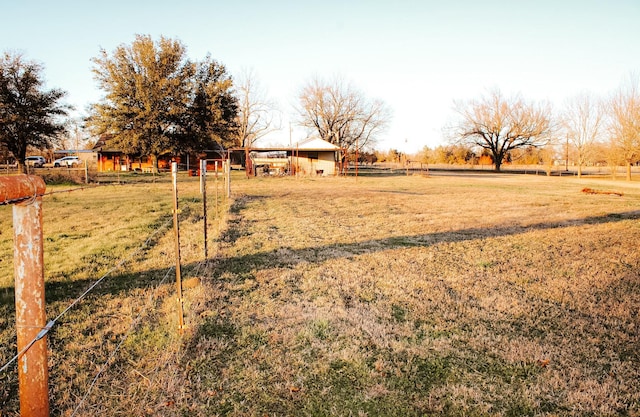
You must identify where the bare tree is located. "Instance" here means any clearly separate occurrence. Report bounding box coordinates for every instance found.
[235,69,280,176]
[608,74,640,181]
[449,89,553,172]
[562,92,604,178]
[297,76,390,152]
[235,68,280,148]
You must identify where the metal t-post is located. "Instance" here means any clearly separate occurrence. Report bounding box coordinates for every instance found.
[226,158,231,198]
[171,163,185,334]
[200,159,208,259]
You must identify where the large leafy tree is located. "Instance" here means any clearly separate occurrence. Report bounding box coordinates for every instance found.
[183,55,239,155]
[0,52,68,173]
[297,76,390,152]
[90,35,193,172]
[450,89,553,172]
[89,35,238,171]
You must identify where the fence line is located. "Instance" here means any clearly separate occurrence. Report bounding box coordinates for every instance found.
[1,163,231,415]
[66,182,225,414]
[0,213,174,374]
[1,178,226,369]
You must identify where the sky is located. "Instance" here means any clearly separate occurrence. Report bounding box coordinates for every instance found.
[2,0,639,153]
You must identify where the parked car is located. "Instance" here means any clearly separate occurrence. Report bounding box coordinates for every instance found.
[25,156,46,168]
[53,156,80,167]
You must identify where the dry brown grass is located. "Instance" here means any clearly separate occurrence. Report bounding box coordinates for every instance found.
[0,175,228,416]
[186,173,640,416]
[1,172,639,416]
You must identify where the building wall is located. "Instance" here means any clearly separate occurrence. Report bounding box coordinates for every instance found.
[293,152,336,176]
[96,154,175,172]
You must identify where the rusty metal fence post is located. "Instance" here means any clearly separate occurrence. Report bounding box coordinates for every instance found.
[0,175,49,417]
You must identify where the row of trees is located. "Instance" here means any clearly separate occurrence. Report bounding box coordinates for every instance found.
[1,35,389,174]
[0,36,279,173]
[1,34,638,178]
[446,81,640,179]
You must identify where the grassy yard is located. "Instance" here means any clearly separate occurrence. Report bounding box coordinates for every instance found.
[1,172,639,416]
[0,174,222,416]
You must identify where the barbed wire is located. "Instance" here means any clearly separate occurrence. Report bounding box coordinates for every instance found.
[0,195,37,206]
[0,186,223,417]
[0,213,175,374]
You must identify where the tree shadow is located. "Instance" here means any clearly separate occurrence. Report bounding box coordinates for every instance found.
[2,204,639,335]
[207,209,640,279]
[1,206,638,308]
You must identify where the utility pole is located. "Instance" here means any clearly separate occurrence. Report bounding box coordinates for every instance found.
[565,135,569,172]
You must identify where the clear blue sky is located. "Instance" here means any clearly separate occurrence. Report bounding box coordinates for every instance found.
[2,0,639,153]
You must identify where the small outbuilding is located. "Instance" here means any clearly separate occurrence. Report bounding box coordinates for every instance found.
[290,138,341,176]
[233,138,341,177]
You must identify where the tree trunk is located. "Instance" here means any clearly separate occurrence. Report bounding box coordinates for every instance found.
[244,147,252,178]
[494,157,502,172]
[491,150,503,172]
[578,164,582,178]
[626,162,632,181]
[151,154,159,174]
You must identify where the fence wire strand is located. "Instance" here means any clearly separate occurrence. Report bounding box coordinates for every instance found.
[0,212,174,374]
[1,176,223,415]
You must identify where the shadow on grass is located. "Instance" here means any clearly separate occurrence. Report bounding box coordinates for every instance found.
[1,205,638,308]
[3,202,634,335]
[208,207,640,278]
[2,198,639,416]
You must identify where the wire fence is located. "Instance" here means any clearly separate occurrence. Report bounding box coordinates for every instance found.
[0,211,175,373]
[69,263,177,417]
[0,164,231,415]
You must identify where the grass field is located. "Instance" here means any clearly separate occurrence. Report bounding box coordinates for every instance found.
[1,172,639,416]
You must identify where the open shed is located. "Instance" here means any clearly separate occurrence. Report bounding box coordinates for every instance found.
[233,138,341,177]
